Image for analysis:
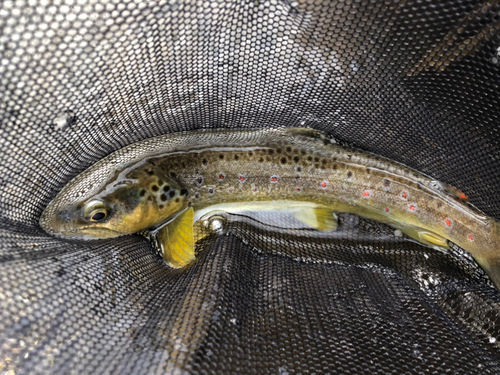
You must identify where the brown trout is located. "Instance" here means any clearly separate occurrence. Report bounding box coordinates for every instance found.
[40,128,500,289]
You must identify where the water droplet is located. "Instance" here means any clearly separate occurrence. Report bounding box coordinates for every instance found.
[54,110,76,130]
[205,215,226,234]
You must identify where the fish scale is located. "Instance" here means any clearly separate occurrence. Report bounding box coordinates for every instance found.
[40,128,500,289]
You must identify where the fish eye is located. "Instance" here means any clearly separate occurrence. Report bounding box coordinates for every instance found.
[90,211,107,222]
[83,200,110,222]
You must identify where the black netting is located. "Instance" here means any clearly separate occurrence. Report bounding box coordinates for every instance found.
[1,0,500,373]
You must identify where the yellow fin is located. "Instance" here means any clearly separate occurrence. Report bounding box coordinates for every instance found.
[291,208,338,231]
[157,207,195,268]
[398,226,450,251]
[419,232,449,248]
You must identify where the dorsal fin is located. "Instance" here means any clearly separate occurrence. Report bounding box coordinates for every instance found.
[442,183,469,200]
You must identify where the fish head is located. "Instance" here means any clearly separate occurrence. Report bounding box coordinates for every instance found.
[40,166,188,240]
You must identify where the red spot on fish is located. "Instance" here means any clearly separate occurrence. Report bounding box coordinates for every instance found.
[321,181,328,189]
[384,207,390,213]
[270,175,279,183]
[408,204,416,211]
[340,196,346,202]
[218,173,225,181]
[238,175,247,183]
[252,186,258,193]
[468,234,474,241]
[444,218,453,227]
[401,192,408,199]
[295,187,302,193]
[228,187,234,194]
[459,193,468,200]
[362,190,371,198]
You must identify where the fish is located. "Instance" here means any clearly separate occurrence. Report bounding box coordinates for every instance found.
[40,128,500,289]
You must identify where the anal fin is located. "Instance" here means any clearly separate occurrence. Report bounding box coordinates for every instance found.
[157,207,195,268]
[291,208,338,231]
[398,226,450,251]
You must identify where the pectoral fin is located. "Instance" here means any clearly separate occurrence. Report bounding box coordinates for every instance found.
[397,226,450,251]
[291,208,338,231]
[157,207,195,268]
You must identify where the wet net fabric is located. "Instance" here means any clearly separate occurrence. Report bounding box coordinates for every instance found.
[1,0,500,373]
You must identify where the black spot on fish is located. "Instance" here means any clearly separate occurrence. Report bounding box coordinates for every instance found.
[293,156,300,163]
[194,192,200,199]
[234,154,239,160]
[175,198,180,203]
[181,162,186,168]
[297,167,302,172]
[315,164,319,169]
[347,171,353,178]
[268,150,274,155]
[314,157,319,162]
[159,205,164,209]
[437,202,443,208]
[147,170,154,175]
[219,154,224,159]
[203,159,208,165]
[276,148,282,154]
[332,164,337,170]
[307,156,312,161]
[259,157,264,162]
[366,168,371,174]
[281,157,287,164]
[301,149,306,155]
[169,190,176,198]
[249,151,254,156]
[170,172,177,178]
[180,188,188,196]
[322,159,327,165]
[208,188,215,195]
[160,194,167,201]
[152,185,159,192]
[163,185,170,192]
[158,179,164,186]
[140,189,146,197]
[286,147,292,153]
[147,196,153,201]
[384,179,391,187]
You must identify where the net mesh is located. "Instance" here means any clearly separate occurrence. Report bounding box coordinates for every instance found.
[1,0,500,373]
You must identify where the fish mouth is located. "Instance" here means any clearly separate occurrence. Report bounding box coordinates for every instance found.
[75,227,123,239]
[47,226,123,240]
